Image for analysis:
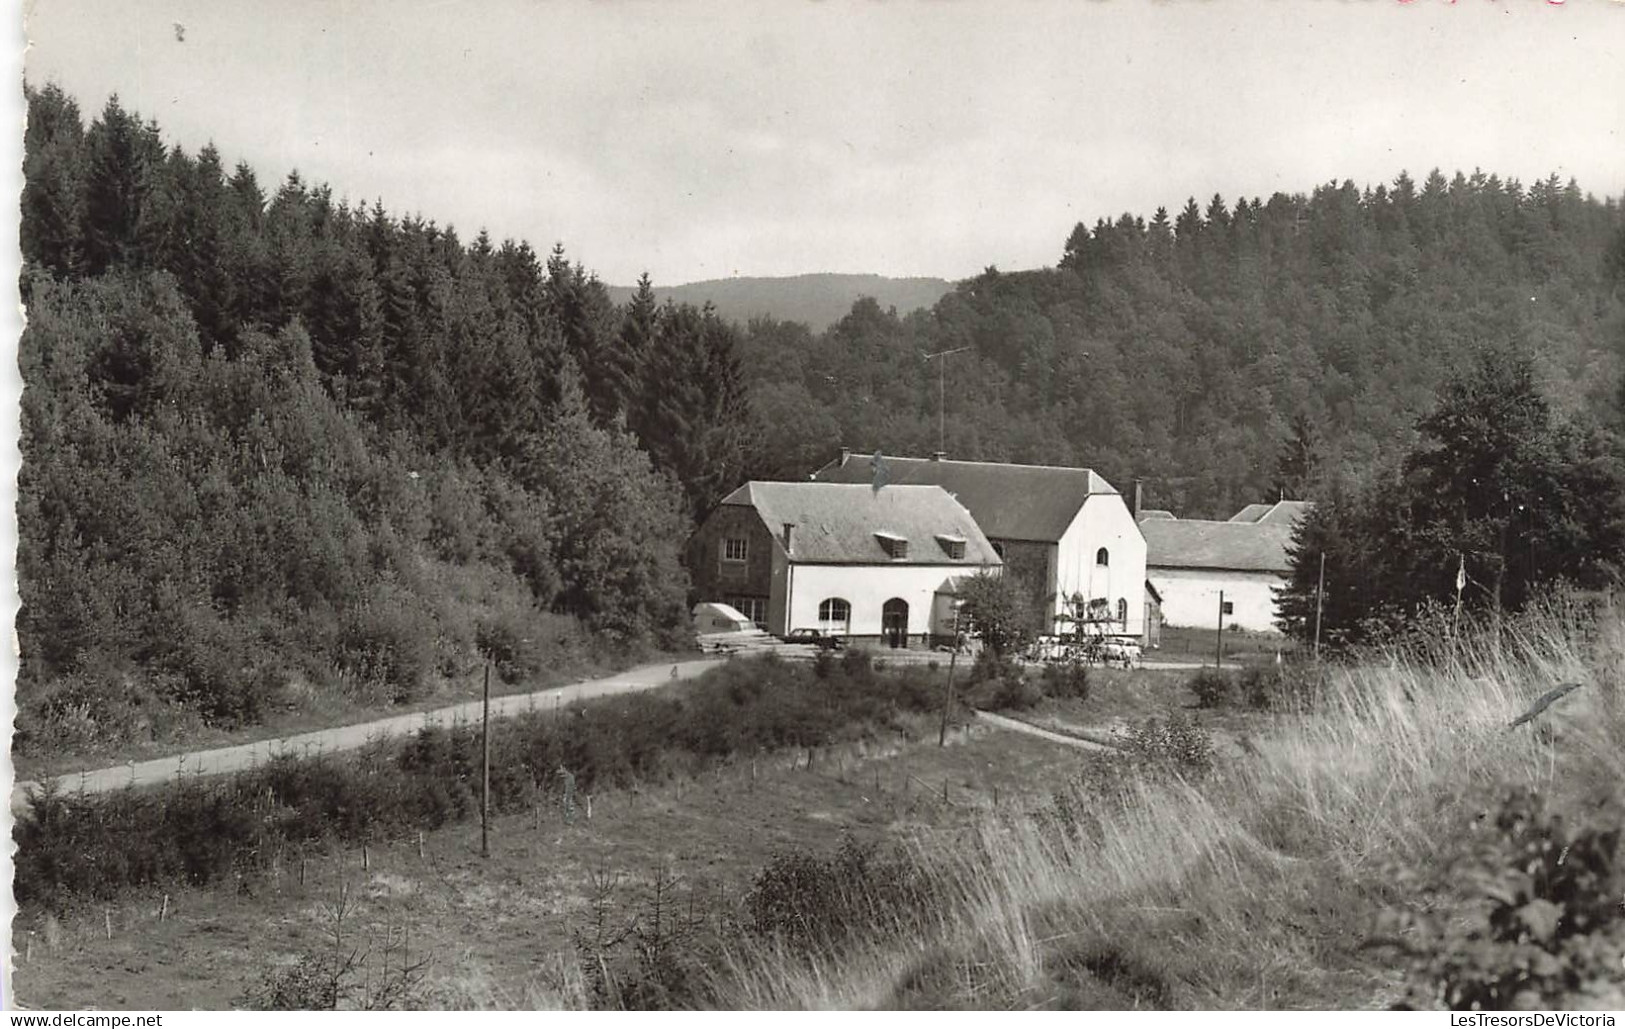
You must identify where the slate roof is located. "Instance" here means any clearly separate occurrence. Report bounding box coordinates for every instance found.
[810,455,1117,543]
[1258,500,1313,526]
[1141,518,1297,573]
[720,481,1001,566]
[1229,500,1314,526]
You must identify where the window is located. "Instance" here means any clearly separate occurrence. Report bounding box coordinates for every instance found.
[732,597,767,628]
[875,532,909,560]
[818,598,851,634]
[992,541,1006,559]
[936,534,967,560]
[1095,547,1110,567]
[1117,598,1128,628]
[723,537,748,562]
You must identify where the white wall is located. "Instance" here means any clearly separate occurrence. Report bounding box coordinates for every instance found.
[1149,567,1283,632]
[1055,494,1148,635]
[786,563,978,638]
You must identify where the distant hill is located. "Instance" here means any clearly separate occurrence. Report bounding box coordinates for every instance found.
[604,273,955,332]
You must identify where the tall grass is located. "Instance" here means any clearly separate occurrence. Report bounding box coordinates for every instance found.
[702,599,1624,1009]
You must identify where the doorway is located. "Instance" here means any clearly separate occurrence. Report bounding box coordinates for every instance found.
[882,598,909,649]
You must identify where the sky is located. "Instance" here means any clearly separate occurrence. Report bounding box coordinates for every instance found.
[18,0,1625,286]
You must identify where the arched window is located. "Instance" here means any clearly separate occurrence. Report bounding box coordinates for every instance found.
[1095,547,1109,567]
[818,598,851,633]
[1117,598,1128,628]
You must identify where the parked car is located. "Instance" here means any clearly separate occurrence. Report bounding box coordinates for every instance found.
[781,628,845,650]
[1098,639,1142,669]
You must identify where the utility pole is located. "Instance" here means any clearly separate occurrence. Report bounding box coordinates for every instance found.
[1314,551,1326,661]
[921,346,971,455]
[1215,590,1225,668]
[939,601,962,747]
[481,661,491,859]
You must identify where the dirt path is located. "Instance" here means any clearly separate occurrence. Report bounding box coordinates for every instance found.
[972,710,1119,752]
[10,657,726,815]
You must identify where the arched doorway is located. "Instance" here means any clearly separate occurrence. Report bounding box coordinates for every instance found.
[882,598,909,649]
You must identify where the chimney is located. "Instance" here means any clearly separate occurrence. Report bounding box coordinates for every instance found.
[782,523,795,554]
[930,451,947,462]
[838,447,850,467]
[1132,478,1144,520]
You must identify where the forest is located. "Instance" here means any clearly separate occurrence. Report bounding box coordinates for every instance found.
[17,83,1625,748]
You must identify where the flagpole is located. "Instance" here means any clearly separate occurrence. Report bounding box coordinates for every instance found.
[1454,552,1465,639]
[1313,551,1325,661]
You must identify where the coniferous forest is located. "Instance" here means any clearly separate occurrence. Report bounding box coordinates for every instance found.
[17,84,1625,752]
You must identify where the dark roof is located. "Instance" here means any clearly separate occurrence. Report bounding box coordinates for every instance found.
[1258,500,1313,526]
[720,481,1001,566]
[1229,500,1314,526]
[1141,518,1297,573]
[810,454,1117,542]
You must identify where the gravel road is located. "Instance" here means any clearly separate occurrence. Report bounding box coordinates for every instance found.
[11,657,726,815]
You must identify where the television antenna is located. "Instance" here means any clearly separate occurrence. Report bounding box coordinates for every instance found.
[921,346,971,455]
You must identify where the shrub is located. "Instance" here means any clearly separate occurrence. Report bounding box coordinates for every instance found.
[1374,787,1625,1011]
[331,598,434,704]
[1186,668,1234,709]
[990,672,1043,712]
[745,835,935,950]
[839,647,874,682]
[1039,660,1091,701]
[1239,665,1280,710]
[1120,715,1215,779]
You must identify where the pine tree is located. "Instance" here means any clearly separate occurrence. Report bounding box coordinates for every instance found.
[21,83,88,277]
[81,96,166,275]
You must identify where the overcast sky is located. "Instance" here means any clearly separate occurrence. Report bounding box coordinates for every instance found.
[20,0,1625,285]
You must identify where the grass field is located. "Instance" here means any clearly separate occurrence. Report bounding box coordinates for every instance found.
[10,716,1088,1009]
[15,608,1622,1010]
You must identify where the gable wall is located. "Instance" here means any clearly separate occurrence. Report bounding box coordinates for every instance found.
[1056,494,1148,635]
[688,506,776,616]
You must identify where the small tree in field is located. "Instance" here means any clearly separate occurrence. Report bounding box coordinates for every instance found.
[955,571,1036,657]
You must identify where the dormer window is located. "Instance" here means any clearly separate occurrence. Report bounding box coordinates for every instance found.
[935,534,967,560]
[874,531,909,560]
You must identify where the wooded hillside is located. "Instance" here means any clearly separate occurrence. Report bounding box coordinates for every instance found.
[739,173,1625,517]
[18,82,1625,748]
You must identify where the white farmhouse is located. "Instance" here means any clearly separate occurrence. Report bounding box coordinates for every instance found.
[812,452,1148,638]
[687,481,1002,647]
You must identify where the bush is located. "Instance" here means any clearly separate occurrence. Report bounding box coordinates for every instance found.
[1120,715,1214,779]
[1239,665,1279,710]
[1186,668,1235,709]
[1375,787,1625,1010]
[745,835,935,950]
[1039,660,1091,701]
[331,598,434,704]
[990,672,1043,712]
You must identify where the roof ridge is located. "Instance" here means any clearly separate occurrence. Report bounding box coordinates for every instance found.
[857,454,1100,474]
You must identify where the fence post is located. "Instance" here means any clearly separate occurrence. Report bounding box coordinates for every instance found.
[481,662,491,859]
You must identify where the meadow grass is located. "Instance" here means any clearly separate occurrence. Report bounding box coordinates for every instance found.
[696,600,1623,1009]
